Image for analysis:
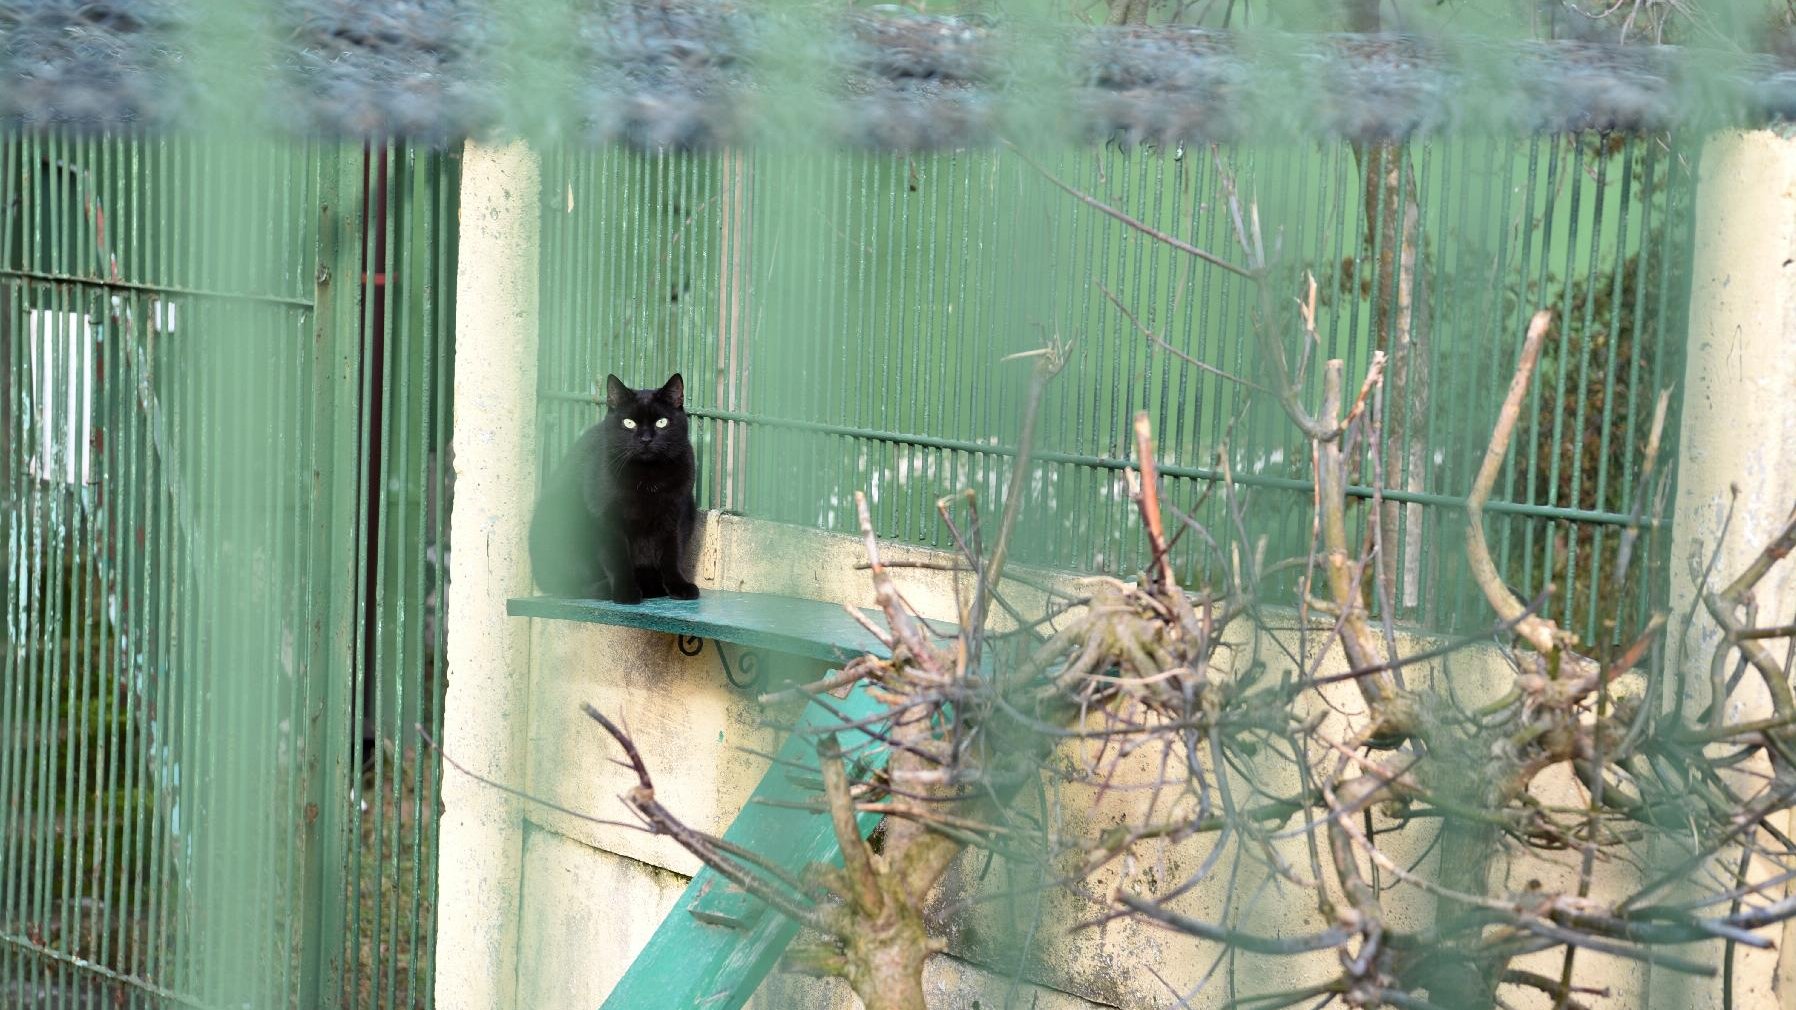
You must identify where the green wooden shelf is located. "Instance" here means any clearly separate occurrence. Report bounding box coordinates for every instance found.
[508,589,902,664]
[593,690,889,1010]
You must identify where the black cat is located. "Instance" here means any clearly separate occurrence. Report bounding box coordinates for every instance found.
[528,373,700,604]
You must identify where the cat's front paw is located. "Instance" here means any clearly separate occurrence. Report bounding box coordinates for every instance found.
[609,585,644,605]
[667,580,701,601]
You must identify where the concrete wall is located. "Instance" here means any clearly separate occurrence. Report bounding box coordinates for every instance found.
[434,139,538,1010]
[438,130,1796,1008]
[1656,128,1796,1010]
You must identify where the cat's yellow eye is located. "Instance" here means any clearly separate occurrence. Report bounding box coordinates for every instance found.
[654,418,669,429]
[621,418,637,430]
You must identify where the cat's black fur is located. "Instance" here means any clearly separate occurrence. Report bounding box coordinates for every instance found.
[528,373,699,604]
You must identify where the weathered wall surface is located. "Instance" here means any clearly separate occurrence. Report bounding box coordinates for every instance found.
[435,139,539,1010]
[1655,128,1796,1010]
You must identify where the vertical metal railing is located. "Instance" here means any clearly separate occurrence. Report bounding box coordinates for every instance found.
[536,134,1695,641]
[0,131,456,1010]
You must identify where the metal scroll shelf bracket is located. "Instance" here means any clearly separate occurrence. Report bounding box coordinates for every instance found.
[674,633,765,693]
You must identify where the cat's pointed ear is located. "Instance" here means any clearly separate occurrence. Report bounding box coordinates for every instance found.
[604,374,633,410]
[657,373,685,411]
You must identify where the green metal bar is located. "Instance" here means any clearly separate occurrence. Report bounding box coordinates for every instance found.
[1,271,23,1004]
[418,142,458,1009]
[381,142,416,1010]
[1402,136,1441,626]
[355,141,385,1010]
[110,277,148,997]
[89,132,123,988]
[149,134,186,998]
[1583,137,1639,640]
[301,140,371,1010]
[264,237,293,1003]
[139,135,169,1002]
[64,278,97,1008]
[33,136,66,996]
[1511,136,1557,605]
[1614,137,1661,634]
[392,143,425,1010]
[199,136,229,1004]
[272,137,303,1006]
[22,155,47,990]
[110,150,151,990]
[1560,137,1603,634]
[526,398,1656,530]
[269,136,306,1009]
[1471,134,1523,637]
[3,142,30,993]
[342,138,383,1010]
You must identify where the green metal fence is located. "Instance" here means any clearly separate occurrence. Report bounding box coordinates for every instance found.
[0,109,1701,1010]
[537,134,1695,644]
[0,132,457,1009]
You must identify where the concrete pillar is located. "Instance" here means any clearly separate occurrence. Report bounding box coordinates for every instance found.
[1674,130,1796,649]
[432,139,541,1010]
[1661,128,1796,1008]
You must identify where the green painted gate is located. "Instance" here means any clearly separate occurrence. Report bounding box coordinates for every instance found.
[0,133,458,1009]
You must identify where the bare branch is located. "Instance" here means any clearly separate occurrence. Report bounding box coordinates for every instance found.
[819,733,885,917]
[1465,309,1569,656]
[582,704,836,933]
[1132,412,1178,591]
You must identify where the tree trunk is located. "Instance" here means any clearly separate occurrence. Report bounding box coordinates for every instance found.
[1356,142,1428,615]
[1345,0,1428,622]
[1341,6,1484,1007]
[842,882,934,1010]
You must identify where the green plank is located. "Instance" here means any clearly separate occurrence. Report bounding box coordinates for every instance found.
[508,589,897,665]
[598,687,889,1010]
